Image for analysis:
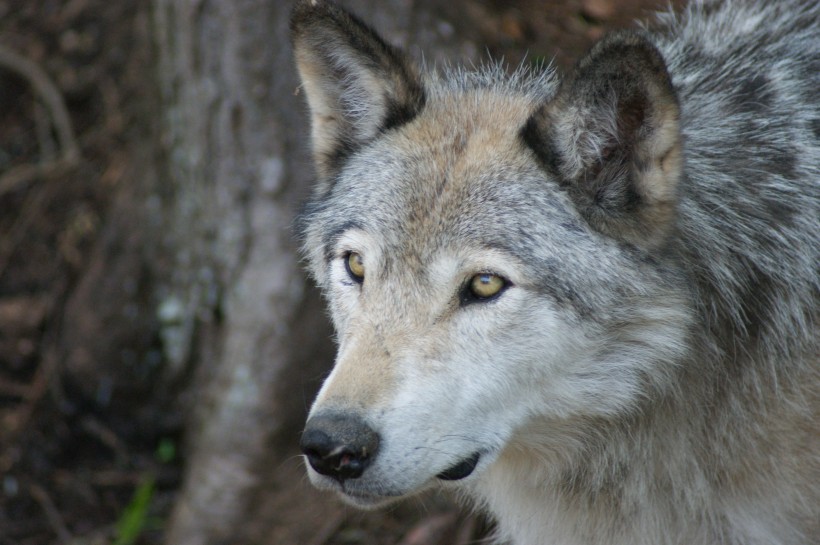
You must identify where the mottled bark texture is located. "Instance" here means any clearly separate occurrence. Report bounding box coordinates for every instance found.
[151,1,479,543]
[152,1,322,543]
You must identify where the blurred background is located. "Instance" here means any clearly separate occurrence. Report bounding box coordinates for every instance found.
[0,0,678,543]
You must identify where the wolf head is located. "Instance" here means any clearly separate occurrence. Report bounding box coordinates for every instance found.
[292,0,692,508]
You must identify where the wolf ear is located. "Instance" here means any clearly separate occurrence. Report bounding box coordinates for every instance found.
[523,31,681,249]
[291,0,425,180]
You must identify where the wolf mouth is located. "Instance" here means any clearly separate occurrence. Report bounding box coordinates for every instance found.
[342,489,392,505]
[436,452,482,481]
[337,482,405,508]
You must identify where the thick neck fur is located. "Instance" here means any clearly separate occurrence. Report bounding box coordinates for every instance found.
[473,370,817,545]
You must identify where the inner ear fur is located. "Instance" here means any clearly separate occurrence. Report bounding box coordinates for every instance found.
[291,0,425,182]
[524,31,682,249]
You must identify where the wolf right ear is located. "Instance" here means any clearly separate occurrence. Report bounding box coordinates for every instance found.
[291,0,425,181]
[523,31,681,249]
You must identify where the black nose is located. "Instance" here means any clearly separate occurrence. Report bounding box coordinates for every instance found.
[300,412,380,481]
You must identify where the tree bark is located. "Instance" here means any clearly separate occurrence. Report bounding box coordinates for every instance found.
[151,1,324,543]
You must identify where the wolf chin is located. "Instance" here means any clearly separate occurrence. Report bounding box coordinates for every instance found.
[291,1,819,543]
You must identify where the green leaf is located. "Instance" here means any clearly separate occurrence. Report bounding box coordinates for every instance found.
[114,477,155,545]
[156,437,176,464]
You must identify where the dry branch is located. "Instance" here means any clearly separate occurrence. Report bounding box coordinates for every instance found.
[0,45,80,197]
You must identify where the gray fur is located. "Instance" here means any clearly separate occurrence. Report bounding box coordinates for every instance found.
[293,1,819,543]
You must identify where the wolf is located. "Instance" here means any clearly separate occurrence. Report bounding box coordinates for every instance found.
[291,0,819,543]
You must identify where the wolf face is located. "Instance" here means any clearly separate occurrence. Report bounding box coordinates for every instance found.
[292,1,818,542]
[292,0,692,507]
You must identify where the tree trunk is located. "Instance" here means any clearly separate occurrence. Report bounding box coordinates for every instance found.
[150,1,481,543]
[151,1,324,543]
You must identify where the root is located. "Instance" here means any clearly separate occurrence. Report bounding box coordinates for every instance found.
[0,45,80,197]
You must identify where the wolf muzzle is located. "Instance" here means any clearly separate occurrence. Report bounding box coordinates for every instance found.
[301,412,380,481]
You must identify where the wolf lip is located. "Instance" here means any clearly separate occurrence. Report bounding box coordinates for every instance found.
[437,452,481,481]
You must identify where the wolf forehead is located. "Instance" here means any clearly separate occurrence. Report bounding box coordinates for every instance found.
[298,71,586,257]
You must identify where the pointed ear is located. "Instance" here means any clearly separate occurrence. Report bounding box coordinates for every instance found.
[291,0,425,180]
[523,31,681,249]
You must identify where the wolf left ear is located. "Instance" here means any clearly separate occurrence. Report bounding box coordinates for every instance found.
[291,0,425,181]
[524,31,681,249]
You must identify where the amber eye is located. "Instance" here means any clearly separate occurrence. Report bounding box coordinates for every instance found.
[468,273,506,300]
[345,251,365,282]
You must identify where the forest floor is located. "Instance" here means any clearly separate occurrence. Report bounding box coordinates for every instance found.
[0,1,676,544]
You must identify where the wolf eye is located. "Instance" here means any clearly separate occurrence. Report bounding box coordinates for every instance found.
[344,251,365,283]
[463,273,508,303]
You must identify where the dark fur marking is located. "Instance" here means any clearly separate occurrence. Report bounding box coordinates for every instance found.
[320,220,366,263]
[484,231,593,315]
[325,138,360,177]
[761,196,798,224]
[381,86,426,134]
[294,197,331,241]
[520,114,562,177]
[769,147,799,182]
[740,117,800,181]
[810,118,820,140]
[380,95,425,133]
[732,74,774,114]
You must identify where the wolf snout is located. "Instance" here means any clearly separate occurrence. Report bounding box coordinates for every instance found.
[301,412,380,481]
